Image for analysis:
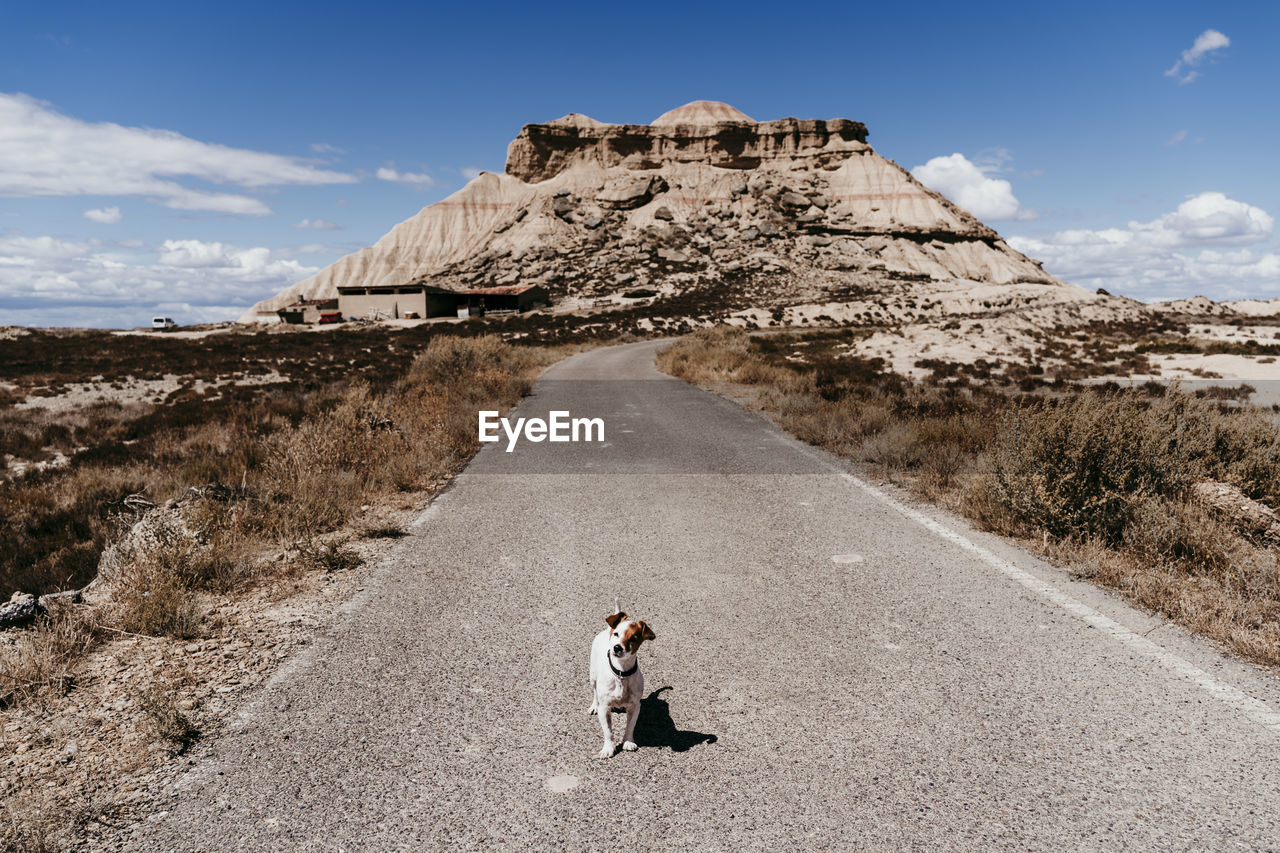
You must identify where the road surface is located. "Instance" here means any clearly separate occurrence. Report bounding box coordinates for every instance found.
[110,340,1280,851]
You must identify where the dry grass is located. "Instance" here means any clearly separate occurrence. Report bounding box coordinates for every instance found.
[136,684,200,753]
[963,391,1280,543]
[0,329,575,846]
[0,329,558,599]
[1,792,65,853]
[0,606,99,708]
[2,333,564,691]
[294,537,363,574]
[660,326,1280,667]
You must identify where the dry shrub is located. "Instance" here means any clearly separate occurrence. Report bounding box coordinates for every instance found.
[110,520,206,639]
[406,334,512,386]
[248,338,545,542]
[734,359,800,388]
[1122,498,1233,575]
[404,334,540,406]
[137,684,199,752]
[781,396,892,448]
[961,388,1280,665]
[859,423,929,472]
[1,465,149,599]
[964,389,1280,545]
[917,442,971,499]
[175,500,253,592]
[0,607,99,707]
[656,327,754,382]
[361,524,407,540]
[294,537,363,573]
[249,384,410,539]
[960,467,1021,536]
[0,790,67,853]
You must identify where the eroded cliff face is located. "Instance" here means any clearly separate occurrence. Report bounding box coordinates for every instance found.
[505,114,870,183]
[240,101,1086,326]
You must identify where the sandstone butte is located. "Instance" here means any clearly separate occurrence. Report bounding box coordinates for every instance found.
[242,101,1279,378]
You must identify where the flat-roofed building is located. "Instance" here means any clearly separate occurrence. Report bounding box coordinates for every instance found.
[457,284,549,314]
[337,283,549,320]
[337,284,443,320]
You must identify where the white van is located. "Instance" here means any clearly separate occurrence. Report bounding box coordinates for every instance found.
[152,317,176,330]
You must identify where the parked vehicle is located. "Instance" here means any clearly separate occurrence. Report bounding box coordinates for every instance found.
[152,317,176,330]
[318,311,343,324]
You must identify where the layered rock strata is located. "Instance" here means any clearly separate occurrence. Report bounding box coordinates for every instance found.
[241,101,1075,323]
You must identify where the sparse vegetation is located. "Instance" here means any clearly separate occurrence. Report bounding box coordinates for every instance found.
[360,524,408,540]
[2,333,558,599]
[0,605,99,708]
[3,333,556,634]
[295,537,363,574]
[659,326,1280,666]
[0,328,573,845]
[136,684,200,753]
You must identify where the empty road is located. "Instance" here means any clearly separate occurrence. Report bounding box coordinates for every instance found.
[110,340,1280,851]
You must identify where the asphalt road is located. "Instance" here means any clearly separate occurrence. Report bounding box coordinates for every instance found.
[110,340,1280,851]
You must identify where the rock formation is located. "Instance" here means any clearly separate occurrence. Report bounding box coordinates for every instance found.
[242,101,1100,333]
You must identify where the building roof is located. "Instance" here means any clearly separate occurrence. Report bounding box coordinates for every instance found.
[281,298,338,308]
[336,282,543,296]
[336,283,453,293]
[456,284,543,296]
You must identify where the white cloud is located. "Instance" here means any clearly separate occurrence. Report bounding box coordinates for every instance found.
[376,166,435,186]
[461,167,485,180]
[1166,29,1230,84]
[1009,192,1278,301]
[0,92,356,215]
[0,233,322,327]
[1165,129,1188,147]
[911,152,1032,221]
[0,235,92,262]
[1159,192,1272,244]
[160,190,273,216]
[293,218,340,230]
[310,142,344,154]
[84,205,122,224]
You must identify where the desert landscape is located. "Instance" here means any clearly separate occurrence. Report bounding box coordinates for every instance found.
[5,85,1280,849]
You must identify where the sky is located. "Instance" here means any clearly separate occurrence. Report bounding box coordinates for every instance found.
[2,0,1278,328]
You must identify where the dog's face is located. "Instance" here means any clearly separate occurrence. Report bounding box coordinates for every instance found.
[604,611,655,661]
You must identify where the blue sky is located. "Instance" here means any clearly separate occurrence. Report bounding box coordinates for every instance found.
[2,0,1277,327]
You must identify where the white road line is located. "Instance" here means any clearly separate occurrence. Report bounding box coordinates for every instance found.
[788,439,1280,735]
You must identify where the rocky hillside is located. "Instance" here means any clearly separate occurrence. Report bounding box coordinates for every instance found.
[241,101,1097,327]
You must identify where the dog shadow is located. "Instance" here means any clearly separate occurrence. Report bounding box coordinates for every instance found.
[632,686,717,753]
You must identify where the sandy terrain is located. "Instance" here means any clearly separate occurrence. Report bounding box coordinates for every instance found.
[16,372,289,416]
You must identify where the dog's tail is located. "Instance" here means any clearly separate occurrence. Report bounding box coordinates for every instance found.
[613,596,622,615]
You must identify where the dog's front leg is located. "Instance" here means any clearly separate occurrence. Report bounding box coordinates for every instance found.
[621,698,641,752]
[596,702,615,758]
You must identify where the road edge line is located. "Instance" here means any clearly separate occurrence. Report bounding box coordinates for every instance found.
[787,438,1280,735]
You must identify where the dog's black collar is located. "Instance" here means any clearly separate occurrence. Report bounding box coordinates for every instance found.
[608,654,637,678]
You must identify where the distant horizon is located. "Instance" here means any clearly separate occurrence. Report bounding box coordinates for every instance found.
[3,0,1278,328]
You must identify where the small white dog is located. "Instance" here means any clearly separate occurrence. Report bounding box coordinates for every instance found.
[587,607,655,758]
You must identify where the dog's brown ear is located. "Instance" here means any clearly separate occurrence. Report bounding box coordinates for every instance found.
[604,611,627,629]
[639,620,655,641]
